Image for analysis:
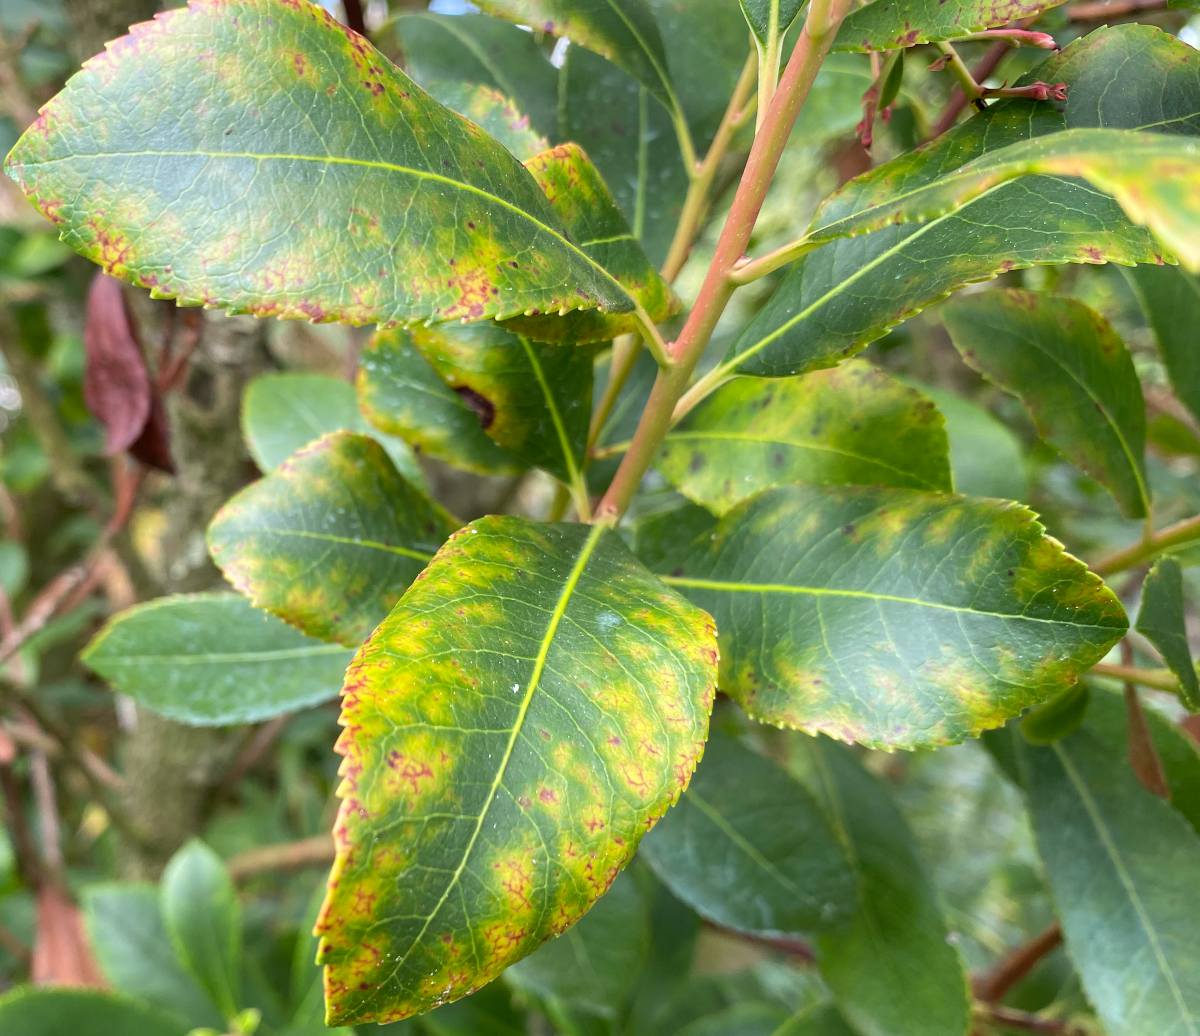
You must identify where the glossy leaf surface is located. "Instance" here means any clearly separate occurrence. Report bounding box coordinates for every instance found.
[504,143,676,343]
[659,362,951,514]
[740,0,805,46]
[837,0,1068,51]
[1136,557,1200,710]
[317,518,717,1024]
[3,0,629,326]
[358,328,522,475]
[801,739,970,1036]
[208,432,455,647]
[240,371,423,487]
[422,81,550,162]
[82,592,352,725]
[1023,731,1200,1036]
[943,289,1149,518]
[409,323,593,485]
[662,486,1127,749]
[640,731,856,935]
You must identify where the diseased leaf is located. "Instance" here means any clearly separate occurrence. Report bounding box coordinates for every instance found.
[409,323,593,485]
[0,988,186,1036]
[836,0,1069,51]
[3,0,630,327]
[943,289,1149,518]
[504,143,677,343]
[81,592,352,725]
[740,0,805,46]
[659,362,951,514]
[800,738,970,1036]
[208,432,456,647]
[83,884,222,1031]
[1021,730,1200,1036]
[1127,265,1200,424]
[160,841,241,1020]
[358,328,523,475]
[474,0,677,111]
[506,872,649,1018]
[640,731,856,935]
[422,81,549,162]
[241,371,424,488]
[317,518,717,1025]
[378,13,559,138]
[659,485,1127,749]
[1136,558,1200,710]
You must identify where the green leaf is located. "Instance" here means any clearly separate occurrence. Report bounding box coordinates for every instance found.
[208,432,456,647]
[659,485,1128,749]
[506,872,649,1018]
[3,0,630,326]
[241,371,423,488]
[83,883,222,1030]
[723,25,1200,378]
[800,738,970,1036]
[943,288,1149,519]
[503,143,677,344]
[740,1,805,46]
[0,987,187,1036]
[658,362,951,514]
[316,518,717,1025]
[358,328,523,475]
[420,81,550,162]
[559,46,687,267]
[408,323,593,485]
[81,592,352,725]
[161,840,241,1020]
[474,0,677,111]
[378,13,559,138]
[1127,264,1200,424]
[1020,683,1090,746]
[836,0,1069,51]
[1021,730,1200,1036]
[1136,557,1200,710]
[640,730,857,935]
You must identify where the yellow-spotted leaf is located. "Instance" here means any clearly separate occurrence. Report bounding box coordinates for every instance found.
[3,0,631,327]
[503,143,678,343]
[659,485,1127,749]
[316,517,717,1025]
[836,0,1069,51]
[208,432,456,647]
[658,362,951,514]
[422,81,550,162]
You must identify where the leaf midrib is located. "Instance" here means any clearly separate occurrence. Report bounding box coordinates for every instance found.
[661,575,1122,631]
[235,526,436,563]
[687,789,802,897]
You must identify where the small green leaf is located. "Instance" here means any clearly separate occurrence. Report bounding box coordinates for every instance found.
[1136,557,1200,710]
[506,872,649,1018]
[409,323,593,485]
[241,371,423,487]
[208,432,456,647]
[800,738,970,1036]
[422,81,549,161]
[1127,264,1200,425]
[658,362,951,514]
[317,518,717,1025]
[1020,683,1091,746]
[82,592,352,725]
[378,13,559,138]
[1021,730,1200,1036]
[161,840,242,1021]
[740,0,805,46]
[943,289,1149,519]
[503,143,677,343]
[640,731,857,935]
[357,328,523,475]
[83,883,223,1030]
[0,987,187,1036]
[836,0,1069,51]
[3,0,630,326]
[660,485,1128,749]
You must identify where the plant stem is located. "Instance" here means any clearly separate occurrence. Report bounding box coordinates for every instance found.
[929,39,1012,139]
[596,0,853,524]
[228,834,335,881]
[1091,513,1200,575]
[974,1003,1075,1034]
[973,922,1063,1002]
[756,26,782,132]
[661,52,759,284]
[587,334,641,455]
[634,302,674,368]
[936,42,986,106]
[1089,662,1181,692]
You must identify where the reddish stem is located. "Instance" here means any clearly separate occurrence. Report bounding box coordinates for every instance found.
[973,922,1063,1002]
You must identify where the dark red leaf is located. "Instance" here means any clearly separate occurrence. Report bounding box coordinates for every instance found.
[83,274,151,456]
